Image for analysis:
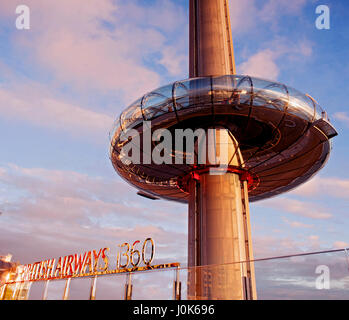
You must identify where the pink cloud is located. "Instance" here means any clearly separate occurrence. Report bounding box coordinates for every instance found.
[259,0,307,22]
[291,176,349,199]
[239,49,280,80]
[0,86,113,141]
[0,0,190,140]
[0,164,187,266]
[333,241,349,249]
[252,234,323,259]
[258,197,332,219]
[238,37,313,79]
[229,0,308,33]
[333,112,349,126]
[282,217,314,229]
[2,0,188,101]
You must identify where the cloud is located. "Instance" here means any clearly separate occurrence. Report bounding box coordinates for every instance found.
[252,233,336,259]
[282,217,314,229]
[259,0,307,23]
[239,38,313,80]
[229,0,308,33]
[1,0,310,92]
[229,0,259,33]
[0,86,113,141]
[159,47,188,77]
[258,197,332,219]
[0,164,187,265]
[0,0,188,101]
[0,0,189,142]
[239,49,280,79]
[290,176,349,199]
[333,241,349,249]
[230,0,313,80]
[333,112,349,126]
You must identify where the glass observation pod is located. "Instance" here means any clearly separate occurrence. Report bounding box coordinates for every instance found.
[109,75,337,203]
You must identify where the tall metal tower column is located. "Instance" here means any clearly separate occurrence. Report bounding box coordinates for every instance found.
[187,0,257,300]
[189,0,236,78]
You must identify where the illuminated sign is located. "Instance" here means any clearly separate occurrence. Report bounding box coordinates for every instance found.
[12,238,179,283]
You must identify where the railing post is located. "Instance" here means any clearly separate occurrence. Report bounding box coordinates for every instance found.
[12,282,20,300]
[173,267,181,300]
[344,248,349,273]
[0,284,7,300]
[22,282,32,300]
[90,276,98,300]
[42,280,50,300]
[124,273,133,300]
[62,278,71,300]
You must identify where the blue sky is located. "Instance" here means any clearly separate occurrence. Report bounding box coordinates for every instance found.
[0,0,349,298]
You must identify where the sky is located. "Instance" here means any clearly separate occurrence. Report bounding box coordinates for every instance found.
[0,0,349,299]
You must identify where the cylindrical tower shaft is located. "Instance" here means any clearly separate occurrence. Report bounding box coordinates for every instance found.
[189,0,236,77]
[187,0,257,300]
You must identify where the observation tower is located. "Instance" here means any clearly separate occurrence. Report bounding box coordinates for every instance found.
[110,0,337,300]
